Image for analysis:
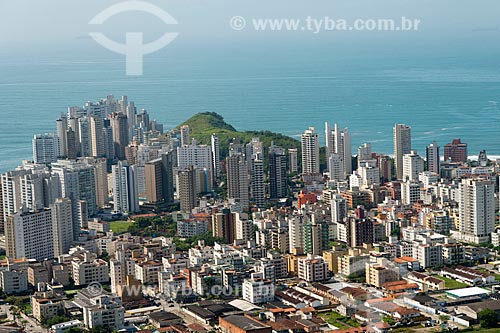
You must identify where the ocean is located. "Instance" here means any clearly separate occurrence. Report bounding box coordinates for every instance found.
[1,39,499,172]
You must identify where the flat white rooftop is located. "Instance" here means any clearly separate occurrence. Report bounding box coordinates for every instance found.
[125,305,161,315]
[228,299,262,312]
[445,287,491,299]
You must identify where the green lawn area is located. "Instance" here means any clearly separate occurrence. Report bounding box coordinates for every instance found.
[65,289,79,296]
[109,220,132,234]
[319,311,360,329]
[433,275,468,289]
[461,326,500,332]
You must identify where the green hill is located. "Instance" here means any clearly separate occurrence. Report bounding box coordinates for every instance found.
[179,112,300,159]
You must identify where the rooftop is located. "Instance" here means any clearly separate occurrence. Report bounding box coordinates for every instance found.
[445,287,491,299]
[220,315,269,330]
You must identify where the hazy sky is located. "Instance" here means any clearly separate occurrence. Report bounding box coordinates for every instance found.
[1,0,499,52]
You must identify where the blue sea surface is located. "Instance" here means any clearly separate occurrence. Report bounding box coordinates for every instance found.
[0,39,499,171]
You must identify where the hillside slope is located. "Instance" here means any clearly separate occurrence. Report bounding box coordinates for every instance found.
[180,112,300,159]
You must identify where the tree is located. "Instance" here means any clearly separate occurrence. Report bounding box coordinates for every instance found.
[65,328,84,333]
[478,308,498,328]
[382,315,395,325]
[42,315,70,327]
[390,227,401,237]
[88,326,108,333]
[439,314,449,323]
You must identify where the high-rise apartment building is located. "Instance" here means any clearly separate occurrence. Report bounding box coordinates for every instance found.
[177,140,213,188]
[180,125,190,147]
[226,154,249,210]
[288,215,305,253]
[55,116,68,158]
[426,141,440,174]
[401,181,422,205]
[325,123,352,178]
[136,109,150,131]
[144,152,175,205]
[125,101,137,138]
[211,134,220,181]
[288,148,298,174]
[212,208,237,243]
[90,115,105,158]
[402,150,424,181]
[235,215,255,242]
[78,117,92,157]
[80,158,109,208]
[66,127,78,159]
[245,137,263,166]
[178,167,197,213]
[357,143,373,168]
[347,216,374,247]
[51,198,74,257]
[269,145,288,199]
[1,168,55,233]
[303,219,330,255]
[110,112,129,160]
[112,161,139,214]
[32,133,60,164]
[394,124,412,180]
[301,127,320,174]
[5,208,54,261]
[444,138,468,163]
[52,160,97,239]
[459,178,495,244]
[250,154,265,209]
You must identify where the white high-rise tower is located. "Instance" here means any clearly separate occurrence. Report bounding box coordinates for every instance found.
[325,123,352,179]
[301,127,320,174]
[112,161,139,214]
[459,178,495,244]
[211,134,220,181]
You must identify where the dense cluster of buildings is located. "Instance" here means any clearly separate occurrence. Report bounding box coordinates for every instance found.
[0,95,499,332]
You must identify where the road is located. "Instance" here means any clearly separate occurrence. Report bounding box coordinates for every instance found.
[0,303,48,333]
[18,311,48,333]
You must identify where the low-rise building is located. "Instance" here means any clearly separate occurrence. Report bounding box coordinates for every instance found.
[51,320,83,333]
[88,219,110,233]
[52,263,71,286]
[338,250,370,277]
[28,264,50,287]
[365,261,399,288]
[0,270,28,294]
[72,252,109,286]
[219,315,272,333]
[405,271,445,291]
[177,218,208,238]
[135,260,163,285]
[298,255,328,282]
[442,243,465,265]
[242,272,275,304]
[440,266,495,286]
[31,288,64,322]
[456,299,500,321]
[74,289,124,330]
